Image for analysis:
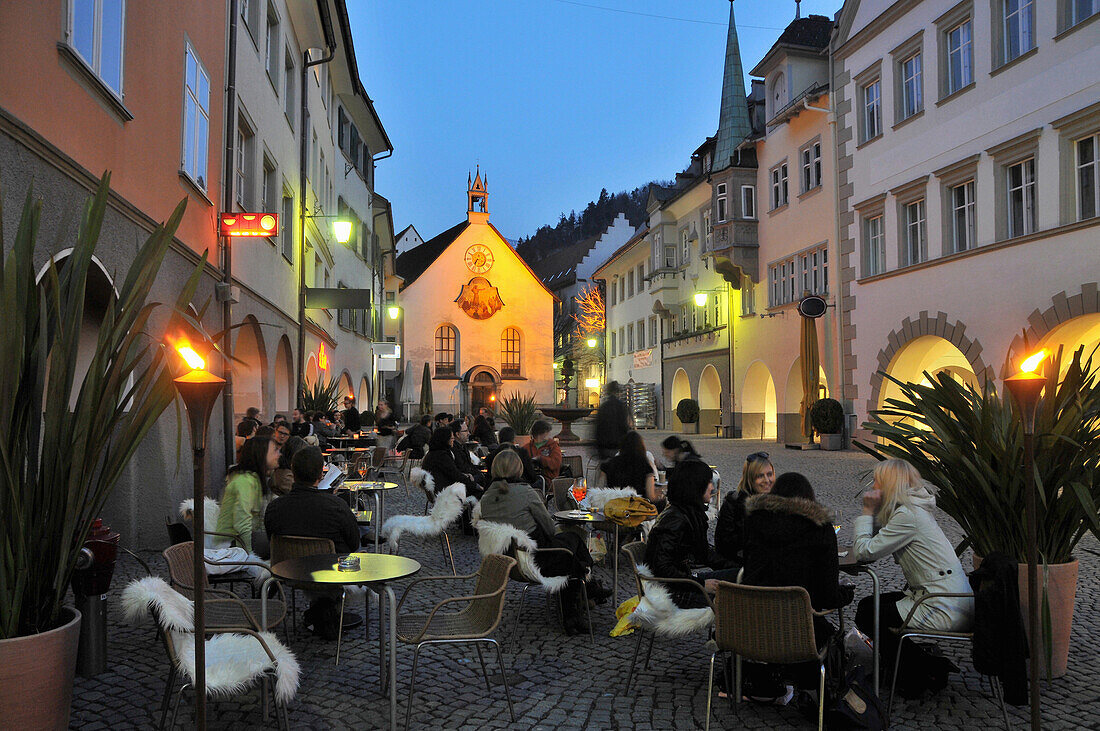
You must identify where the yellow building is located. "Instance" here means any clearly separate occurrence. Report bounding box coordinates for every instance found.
[394,172,556,413]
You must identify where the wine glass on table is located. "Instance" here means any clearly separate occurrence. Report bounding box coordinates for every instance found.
[571,478,587,511]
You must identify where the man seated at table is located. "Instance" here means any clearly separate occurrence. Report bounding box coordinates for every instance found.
[450,420,487,487]
[264,446,361,639]
[396,414,432,458]
[290,408,314,439]
[421,427,481,499]
[523,420,562,480]
[432,412,451,432]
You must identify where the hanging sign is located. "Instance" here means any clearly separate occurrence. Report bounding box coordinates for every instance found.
[219,213,278,237]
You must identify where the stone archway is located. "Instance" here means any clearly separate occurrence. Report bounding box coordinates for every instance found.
[741,360,777,440]
[234,316,268,418]
[698,364,723,433]
[274,336,294,413]
[867,312,993,418]
[670,368,691,429]
[1007,283,1100,377]
[462,366,502,415]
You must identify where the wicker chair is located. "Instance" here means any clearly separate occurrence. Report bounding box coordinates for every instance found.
[269,535,336,636]
[888,591,1009,729]
[705,581,831,731]
[167,514,254,595]
[395,554,517,731]
[549,477,574,510]
[561,454,583,481]
[621,541,714,691]
[377,450,411,497]
[504,539,593,649]
[162,542,286,632]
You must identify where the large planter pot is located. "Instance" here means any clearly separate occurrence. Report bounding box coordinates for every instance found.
[0,606,81,729]
[681,422,699,435]
[514,434,531,448]
[819,433,844,451]
[973,556,1077,679]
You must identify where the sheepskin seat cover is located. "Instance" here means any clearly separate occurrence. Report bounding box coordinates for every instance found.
[585,487,637,510]
[383,482,472,550]
[630,563,714,636]
[121,577,300,704]
[409,467,433,494]
[472,519,569,593]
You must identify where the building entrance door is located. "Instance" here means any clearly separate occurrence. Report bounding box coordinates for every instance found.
[470,371,496,412]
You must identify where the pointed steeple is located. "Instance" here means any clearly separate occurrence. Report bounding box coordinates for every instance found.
[468,165,489,221]
[712,0,753,172]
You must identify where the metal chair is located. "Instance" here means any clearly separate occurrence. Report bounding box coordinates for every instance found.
[705,581,832,731]
[888,591,1010,729]
[504,539,593,649]
[377,450,410,496]
[269,535,336,636]
[166,515,254,595]
[395,554,518,730]
[162,542,286,633]
[621,541,714,691]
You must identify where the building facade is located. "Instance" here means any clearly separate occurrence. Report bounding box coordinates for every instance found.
[395,174,556,413]
[833,0,1100,438]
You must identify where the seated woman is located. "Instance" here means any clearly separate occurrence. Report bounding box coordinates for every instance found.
[659,436,704,471]
[472,413,498,448]
[854,459,972,694]
[478,450,607,634]
[523,420,563,480]
[644,460,737,608]
[600,430,662,508]
[714,452,775,566]
[215,435,279,565]
[234,419,257,463]
[270,436,308,497]
[420,426,481,498]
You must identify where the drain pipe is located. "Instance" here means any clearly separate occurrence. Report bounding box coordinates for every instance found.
[219,0,239,469]
[826,24,849,442]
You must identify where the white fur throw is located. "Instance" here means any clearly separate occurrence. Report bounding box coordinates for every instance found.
[121,577,300,703]
[586,487,637,510]
[410,467,434,495]
[630,563,714,637]
[179,497,221,549]
[383,483,470,550]
[474,521,569,593]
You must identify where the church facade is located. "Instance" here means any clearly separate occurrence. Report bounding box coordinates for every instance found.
[394,172,556,414]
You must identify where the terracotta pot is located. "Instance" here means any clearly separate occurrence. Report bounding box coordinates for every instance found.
[514,434,531,448]
[0,606,81,729]
[973,555,1077,679]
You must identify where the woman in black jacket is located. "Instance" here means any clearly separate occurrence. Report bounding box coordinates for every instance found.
[714,451,775,565]
[599,430,660,507]
[420,427,478,497]
[643,460,737,608]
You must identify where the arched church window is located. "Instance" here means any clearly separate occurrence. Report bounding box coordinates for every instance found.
[435,325,457,375]
[501,328,521,377]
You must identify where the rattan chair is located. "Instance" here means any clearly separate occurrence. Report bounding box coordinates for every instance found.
[550,477,574,510]
[162,542,286,632]
[621,541,714,691]
[888,591,1010,729]
[167,515,254,595]
[561,454,583,480]
[505,540,593,649]
[269,535,336,636]
[705,581,831,731]
[395,554,517,731]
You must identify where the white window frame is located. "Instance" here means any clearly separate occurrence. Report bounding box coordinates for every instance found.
[637,319,645,348]
[68,0,126,97]
[770,163,789,209]
[946,20,973,95]
[261,154,277,213]
[280,191,294,262]
[664,244,676,269]
[235,118,255,209]
[900,53,923,120]
[265,3,280,87]
[801,141,822,192]
[903,199,927,265]
[951,180,976,252]
[680,229,689,264]
[1076,133,1099,221]
[181,41,209,191]
[741,185,756,219]
[863,214,885,276]
[1068,0,1098,26]
[283,47,296,125]
[716,183,728,222]
[862,80,882,142]
[627,323,634,352]
[741,274,755,315]
[1007,157,1037,237]
[1004,0,1035,63]
[649,316,658,346]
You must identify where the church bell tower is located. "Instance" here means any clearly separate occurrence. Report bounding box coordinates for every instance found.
[467,165,489,223]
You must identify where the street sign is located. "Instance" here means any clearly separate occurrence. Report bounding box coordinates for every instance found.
[219,213,278,237]
[798,295,828,318]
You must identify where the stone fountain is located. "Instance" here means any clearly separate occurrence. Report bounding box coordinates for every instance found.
[543,357,593,442]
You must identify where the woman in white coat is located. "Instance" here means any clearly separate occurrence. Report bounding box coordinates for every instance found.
[853,459,973,694]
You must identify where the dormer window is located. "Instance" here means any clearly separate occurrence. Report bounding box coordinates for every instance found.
[770,72,788,117]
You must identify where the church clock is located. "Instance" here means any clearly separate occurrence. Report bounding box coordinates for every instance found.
[464,244,494,274]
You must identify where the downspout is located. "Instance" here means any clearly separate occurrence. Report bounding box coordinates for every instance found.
[826,27,848,442]
[297,42,336,407]
[220,0,239,468]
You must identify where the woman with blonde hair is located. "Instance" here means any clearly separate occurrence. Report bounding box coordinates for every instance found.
[714,451,775,564]
[853,458,973,696]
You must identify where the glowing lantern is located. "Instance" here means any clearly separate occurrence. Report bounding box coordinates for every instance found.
[318,342,329,371]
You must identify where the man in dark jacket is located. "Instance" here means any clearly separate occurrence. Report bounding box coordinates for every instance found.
[450,420,486,487]
[397,414,432,458]
[594,381,630,459]
[342,396,362,433]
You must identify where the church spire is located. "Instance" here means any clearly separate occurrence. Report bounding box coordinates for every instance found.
[712,0,753,172]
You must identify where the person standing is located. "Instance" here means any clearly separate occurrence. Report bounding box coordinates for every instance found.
[342,396,362,433]
[594,381,630,460]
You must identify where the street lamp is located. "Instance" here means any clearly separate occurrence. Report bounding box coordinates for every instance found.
[587,337,597,348]
[693,291,708,307]
[1004,348,1047,731]
[332,219,353,244]
[173,344,226,731]
[387,305,400,320]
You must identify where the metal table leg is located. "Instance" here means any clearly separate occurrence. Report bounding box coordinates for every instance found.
[335,588,347,666]
[385,585,398,731]
[373,492,382,553]
[853,565,881,694]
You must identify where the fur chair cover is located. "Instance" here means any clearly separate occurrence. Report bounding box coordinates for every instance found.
[383,482,471,550]
[409,467,434,496]
[629,563,714,636]
[586,487,637,510]
[473,520,570,593]
[179,497,220,549]
[179,498,266,580]
[121,577,300,703]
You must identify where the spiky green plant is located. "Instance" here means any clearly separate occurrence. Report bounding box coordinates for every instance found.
[857,346,1100,564]
[0,174,204,638]
[499,391,538,436]
[301,377,341,414]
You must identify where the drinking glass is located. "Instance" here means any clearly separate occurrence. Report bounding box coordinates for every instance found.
[571,480,587,509]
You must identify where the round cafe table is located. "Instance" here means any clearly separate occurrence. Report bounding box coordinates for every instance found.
[267,552,420,731]
[342,481,400,552]
[553,509,624,607]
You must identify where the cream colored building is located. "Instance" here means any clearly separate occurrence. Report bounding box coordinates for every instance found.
[395,174,556,413]
[833,0,1100,438]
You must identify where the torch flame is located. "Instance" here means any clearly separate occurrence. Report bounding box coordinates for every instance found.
[1020,350,1047,374]
[177,345,206,370]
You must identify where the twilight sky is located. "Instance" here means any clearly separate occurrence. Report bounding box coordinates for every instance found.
[349,0,844,242]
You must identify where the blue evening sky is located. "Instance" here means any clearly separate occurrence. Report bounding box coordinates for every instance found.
[349,0,844,243]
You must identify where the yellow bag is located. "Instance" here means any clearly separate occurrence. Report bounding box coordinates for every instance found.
[610,595,640,636]
[603,496,658,527]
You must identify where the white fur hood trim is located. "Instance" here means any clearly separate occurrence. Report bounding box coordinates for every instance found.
[121,577,300,703]
[630,563,713,636]
[383,483,470,549]
[474,521,569,593]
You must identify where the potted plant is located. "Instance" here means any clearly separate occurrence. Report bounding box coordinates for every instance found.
[499,391,537,445]
[0,175,203,726]
[810,398,845,450]
[676,398,700,434]
[857,346,1100,678]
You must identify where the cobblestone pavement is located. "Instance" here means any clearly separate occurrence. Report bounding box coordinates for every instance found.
[71,432,1100,729]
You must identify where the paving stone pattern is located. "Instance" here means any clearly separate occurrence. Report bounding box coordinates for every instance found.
[71,433,1100,729]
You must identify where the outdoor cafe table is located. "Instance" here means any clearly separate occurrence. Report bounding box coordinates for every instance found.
[839,547,881,694]
[553,509,622,607]
[267,553,421,731]
[342,481,400,552]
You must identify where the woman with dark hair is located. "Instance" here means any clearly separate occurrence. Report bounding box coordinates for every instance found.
[714,451,775,565]
[234,419,257,462]
[644,460,737,608]
[270,436,308,496]
[599,430,660,506]
[420,426,479,497]
[216,435,279,555]
[472,413,498,447]
[659,436,702,467]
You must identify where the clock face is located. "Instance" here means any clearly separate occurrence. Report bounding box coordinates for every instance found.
[464,244,494,274]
